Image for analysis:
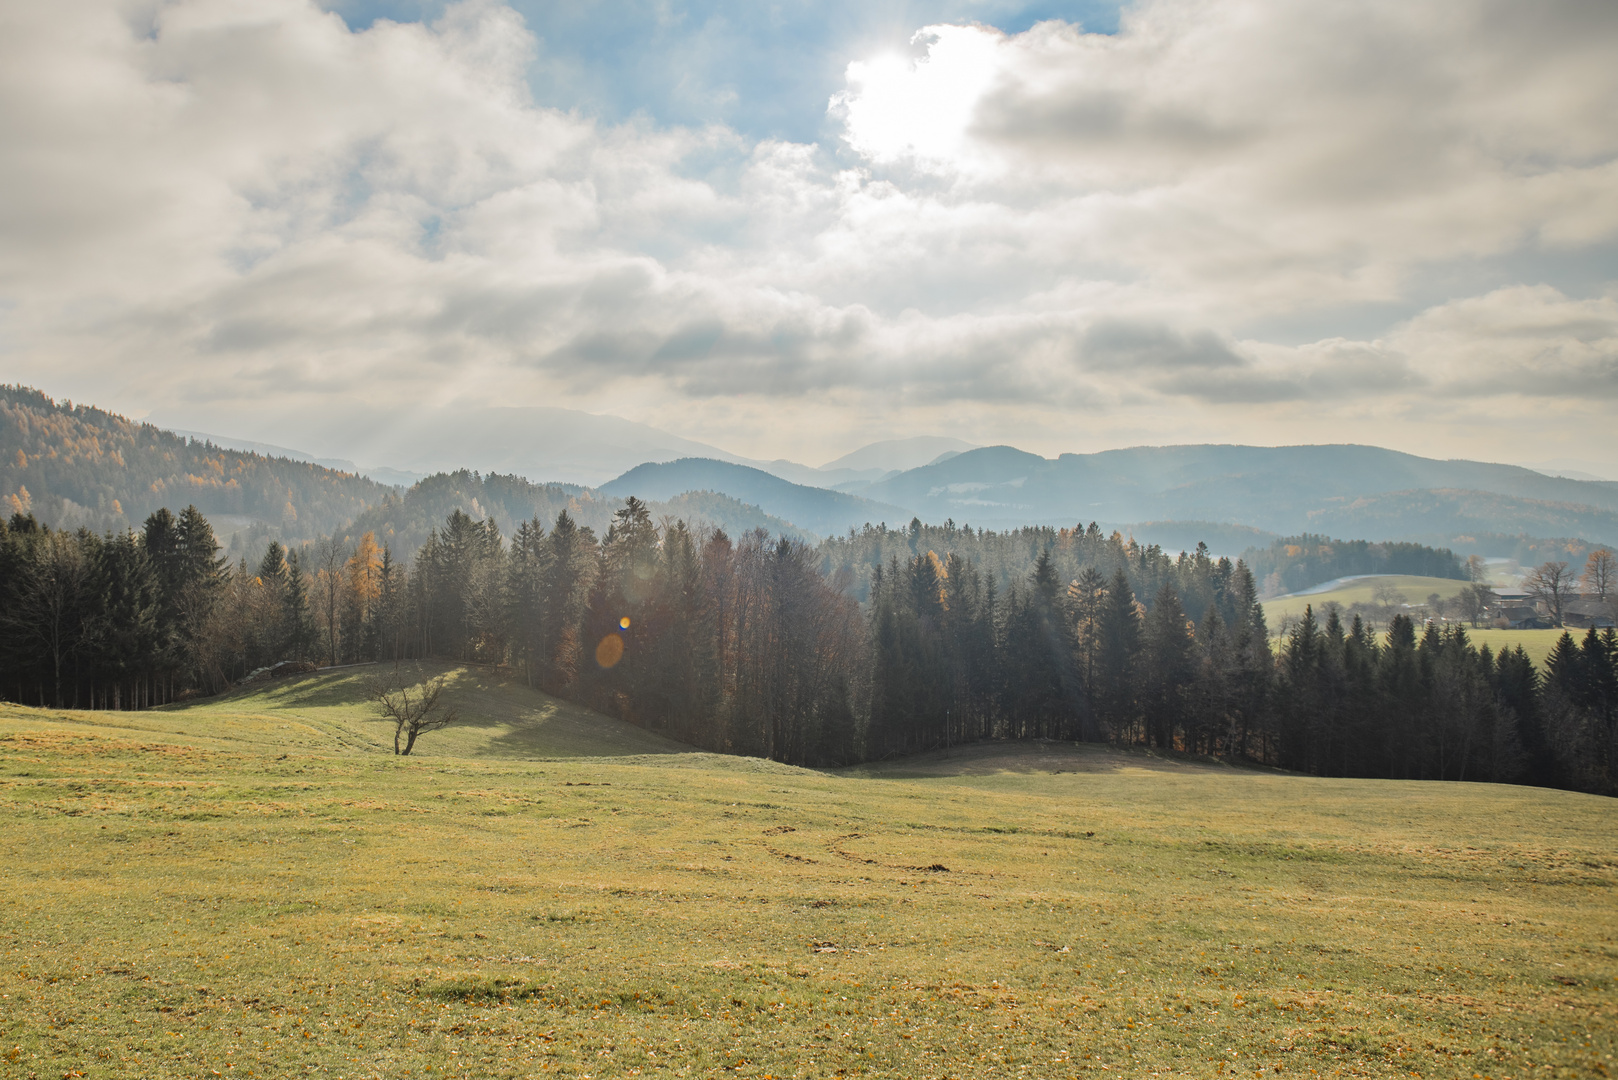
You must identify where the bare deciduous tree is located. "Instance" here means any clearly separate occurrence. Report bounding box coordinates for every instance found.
[316,535,348,667]
[1524,560,1574,626]
[1371,582,1407,614]
[1583,548,1614,601]
[367,668,458,755]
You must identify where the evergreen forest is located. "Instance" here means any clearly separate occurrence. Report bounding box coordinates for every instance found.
[3,503,1613,797]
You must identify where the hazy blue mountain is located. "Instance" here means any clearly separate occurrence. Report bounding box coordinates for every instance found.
[151,403,760,488]
[740,457,885,489]
[820,435,979,475]
[170,429,423,486]
[859,444,1618,544]
[601,458,914,537]
[1302,489,1618,547]
[20,381,1618,555]
[1515,457,1618,483]
[337,470,810,556]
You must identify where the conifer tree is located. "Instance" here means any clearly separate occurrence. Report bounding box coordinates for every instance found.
[507,518,550,687]
[1142,582,1194,750]
[1094,568,1141,740]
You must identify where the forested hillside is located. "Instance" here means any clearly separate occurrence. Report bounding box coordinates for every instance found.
[1302,488,1618,547]
[600,458,908,536]
[335,470,808,557]
[0,386,388,542]
[813,520,1464,607]
[856,443,1618,542]
[1,388,806,555]
[1239,535,1465,596]
[4,502,1612,796]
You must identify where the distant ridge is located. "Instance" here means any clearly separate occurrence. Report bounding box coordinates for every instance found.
[0,387,815,555]
[857,443,1618,544]
[820,435,979,474]
[0,385,388,542]
[10,383,1618,555]
[337,470,812,556]
[601,458,913,537]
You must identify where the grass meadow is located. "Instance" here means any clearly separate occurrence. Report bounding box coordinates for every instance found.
[2,665,1614,1079]
[1261,576,1477,628]
[1261,577,1571,666]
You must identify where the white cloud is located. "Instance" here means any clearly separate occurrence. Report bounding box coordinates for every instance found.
[0,0,1614,469]
[831,25,1005,173]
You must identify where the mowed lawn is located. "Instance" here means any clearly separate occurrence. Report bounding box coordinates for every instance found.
[2,667,1614,1079]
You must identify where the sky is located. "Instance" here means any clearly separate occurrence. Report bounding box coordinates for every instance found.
[1,0,1615,469]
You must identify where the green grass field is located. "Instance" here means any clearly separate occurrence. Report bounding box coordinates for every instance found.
[1460,629,1572,669]
[1261,575,1572,666]
[3,666,1614,1078]
[1262,576,1476,627]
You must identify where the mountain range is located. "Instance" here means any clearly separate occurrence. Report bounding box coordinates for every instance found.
[850,443,1618,543]
[154,403,977,490]
[600,459,912,538]
[8,384,1618,556]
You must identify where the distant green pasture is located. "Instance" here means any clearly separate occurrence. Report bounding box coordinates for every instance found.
[1262,574,1474,628]
[1261,576,1579,667]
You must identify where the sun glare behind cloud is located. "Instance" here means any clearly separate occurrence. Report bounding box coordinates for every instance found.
[833,26,1005,172]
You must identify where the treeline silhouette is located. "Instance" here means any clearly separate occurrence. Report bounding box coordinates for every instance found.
[2,504,1613,795]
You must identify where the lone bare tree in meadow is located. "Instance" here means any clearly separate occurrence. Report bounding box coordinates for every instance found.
[367,668,459,755]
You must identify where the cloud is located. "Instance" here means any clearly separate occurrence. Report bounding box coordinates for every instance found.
[0,0,1614,469]
[1388,285,1618,399]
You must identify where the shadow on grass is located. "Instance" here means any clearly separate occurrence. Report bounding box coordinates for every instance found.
[344,664,690,760]
[844,739,1275,779]
[166,662,694,761]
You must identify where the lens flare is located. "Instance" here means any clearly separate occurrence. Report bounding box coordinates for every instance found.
[595,634,625,668]
[619,616,631,629]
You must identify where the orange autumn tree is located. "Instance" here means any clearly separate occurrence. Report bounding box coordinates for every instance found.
[344,531,384,661]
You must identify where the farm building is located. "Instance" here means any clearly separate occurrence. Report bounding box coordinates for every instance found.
[1564,599,1617,629]
[1499,605,1553,630]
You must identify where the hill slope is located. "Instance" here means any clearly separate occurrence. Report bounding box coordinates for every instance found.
[1,388,815,555]
[340,470,811,555]
[0,384,389,541]
[820,435,978,474]
[858,442,1618,542]
[150,401,758,489]
[149,662,688,760]
[601,458,914,537]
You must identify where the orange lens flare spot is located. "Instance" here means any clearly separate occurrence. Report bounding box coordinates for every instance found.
[619,616,631,630]
[595,633,625,669]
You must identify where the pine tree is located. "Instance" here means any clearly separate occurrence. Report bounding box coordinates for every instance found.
[507,518,550,687]
[283,549,315,662]
[1142,582,1194,750]
[92,530,161,709]
[1278,604,1322,771]
[540,510,596,692]
[1094,568,1141,742]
